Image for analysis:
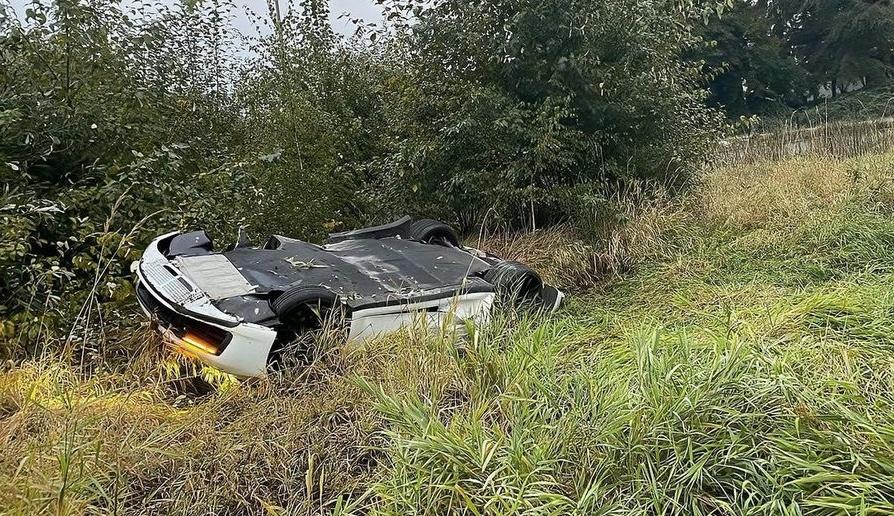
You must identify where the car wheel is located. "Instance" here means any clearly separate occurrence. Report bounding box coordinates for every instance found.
[269,286,344,367]
[271,286,339,319]
[484,261,543,303]
[409,219,460,247]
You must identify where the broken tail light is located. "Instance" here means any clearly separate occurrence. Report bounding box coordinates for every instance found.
[137,283,232,356]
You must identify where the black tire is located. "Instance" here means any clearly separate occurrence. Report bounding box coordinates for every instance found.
[272,286,343,333]
[409,219,460,247]
[484,261,543,302]
[268,286,343,368]
[271,285,339,318]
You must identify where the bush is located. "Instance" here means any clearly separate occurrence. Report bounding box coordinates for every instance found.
[233,5,389,240]
[0,1,256,352]
[366,0,723,229]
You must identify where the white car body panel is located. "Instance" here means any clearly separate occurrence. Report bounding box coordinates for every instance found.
[347,291,495,343]
[156,320,277,378]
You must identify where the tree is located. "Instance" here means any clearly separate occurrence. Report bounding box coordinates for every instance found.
[700,1,812,117]
[778,0,894,96]
[699,0,894,117]
[235,1,390,239]
[370,0,724,228]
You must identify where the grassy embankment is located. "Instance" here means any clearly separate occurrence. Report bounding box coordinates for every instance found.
[3,152,894,514]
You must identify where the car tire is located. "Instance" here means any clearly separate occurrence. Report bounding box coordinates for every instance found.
[272,286,340,326]
[409,219,460,247]
[484,261,543,302]
[268,286,343,368]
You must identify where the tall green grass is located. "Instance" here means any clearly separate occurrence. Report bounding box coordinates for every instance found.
[352,268,894,513]
[3,153,894,514]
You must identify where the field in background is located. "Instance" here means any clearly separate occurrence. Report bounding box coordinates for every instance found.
[718,118,894,166]
[4,151,894,513]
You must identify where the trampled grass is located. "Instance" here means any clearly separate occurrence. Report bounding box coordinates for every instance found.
[3,153,894,514]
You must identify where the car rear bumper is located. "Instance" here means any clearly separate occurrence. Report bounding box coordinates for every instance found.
[135,233,276,377]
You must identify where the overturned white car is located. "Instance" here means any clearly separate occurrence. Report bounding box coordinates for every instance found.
[134,217,564,377]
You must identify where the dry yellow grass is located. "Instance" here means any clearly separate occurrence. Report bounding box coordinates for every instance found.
[482,151,894,290]
[589,181,696,274]
[0,325,468,515]
[701,153,894,230]
[717,118,894,166]
[473,225,599,290]
[477,181,696,283]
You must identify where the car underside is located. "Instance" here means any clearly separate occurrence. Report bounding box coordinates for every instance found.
[134,217,564,377]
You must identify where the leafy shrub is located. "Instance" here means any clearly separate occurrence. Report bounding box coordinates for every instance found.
[0,1,256,353]
[366,0,723,228]
[233,5,389,240]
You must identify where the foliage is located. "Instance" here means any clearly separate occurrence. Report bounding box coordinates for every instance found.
[777,0,894,93]
[0,0,257,351]
[233,2,389,239]
[368,0,723,228]
[700,0,894,119]
[699,1,814,116]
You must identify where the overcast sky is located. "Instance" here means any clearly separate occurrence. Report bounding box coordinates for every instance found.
[6,0,385,37]
[327,0,383,36]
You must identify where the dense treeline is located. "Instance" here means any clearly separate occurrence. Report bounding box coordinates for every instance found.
[0,0,892,348]
[701,0,894,117]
